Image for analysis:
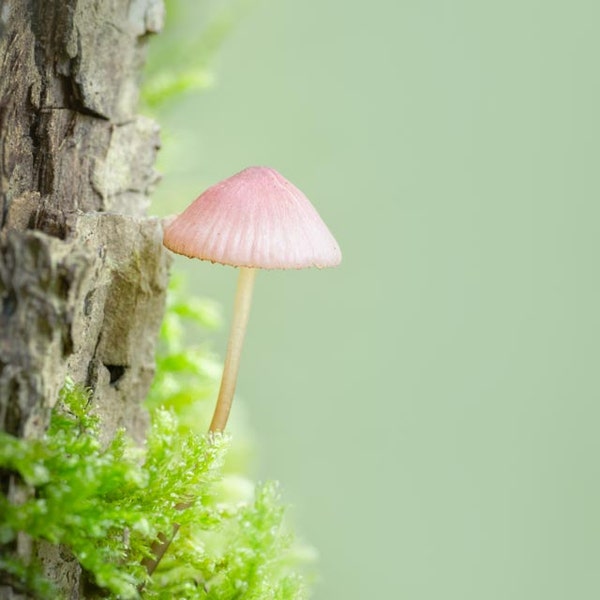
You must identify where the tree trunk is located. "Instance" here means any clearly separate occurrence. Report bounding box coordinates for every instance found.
[0,0,169,596]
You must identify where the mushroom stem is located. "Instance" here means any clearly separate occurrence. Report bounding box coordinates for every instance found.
[209,266,257,432]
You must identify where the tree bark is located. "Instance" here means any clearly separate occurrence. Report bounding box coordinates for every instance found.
[0,0,169,596]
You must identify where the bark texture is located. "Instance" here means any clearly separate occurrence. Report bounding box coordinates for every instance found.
[0,0,169,596]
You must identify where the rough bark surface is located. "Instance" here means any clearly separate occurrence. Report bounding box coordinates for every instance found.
[0,0,168,596]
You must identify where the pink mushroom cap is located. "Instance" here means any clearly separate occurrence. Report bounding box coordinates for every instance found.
[163,166,342,269]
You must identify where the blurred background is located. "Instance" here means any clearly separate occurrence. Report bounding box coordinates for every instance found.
[148,1,600,598]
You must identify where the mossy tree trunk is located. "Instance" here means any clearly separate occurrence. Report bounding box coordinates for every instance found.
[0,0,169,596]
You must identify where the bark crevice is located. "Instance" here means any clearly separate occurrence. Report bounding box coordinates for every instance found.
[0,1,169,596]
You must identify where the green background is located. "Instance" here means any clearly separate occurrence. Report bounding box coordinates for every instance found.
[151,1,600,598]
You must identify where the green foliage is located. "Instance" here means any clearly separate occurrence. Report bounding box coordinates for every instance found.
[142,0,249,111]
[0,380,228,598]
[150,483,309,600]
[146,275,223,433]
[0,555,56,598]
[0,280,311,599]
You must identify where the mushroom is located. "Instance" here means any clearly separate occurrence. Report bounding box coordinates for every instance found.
[163,166,341,433]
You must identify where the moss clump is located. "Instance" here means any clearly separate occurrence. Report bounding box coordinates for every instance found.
[0,281,311,598]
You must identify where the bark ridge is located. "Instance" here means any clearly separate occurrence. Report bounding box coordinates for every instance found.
[0,1,169,596]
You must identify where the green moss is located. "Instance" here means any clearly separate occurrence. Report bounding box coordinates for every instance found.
[0,280,311,599]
